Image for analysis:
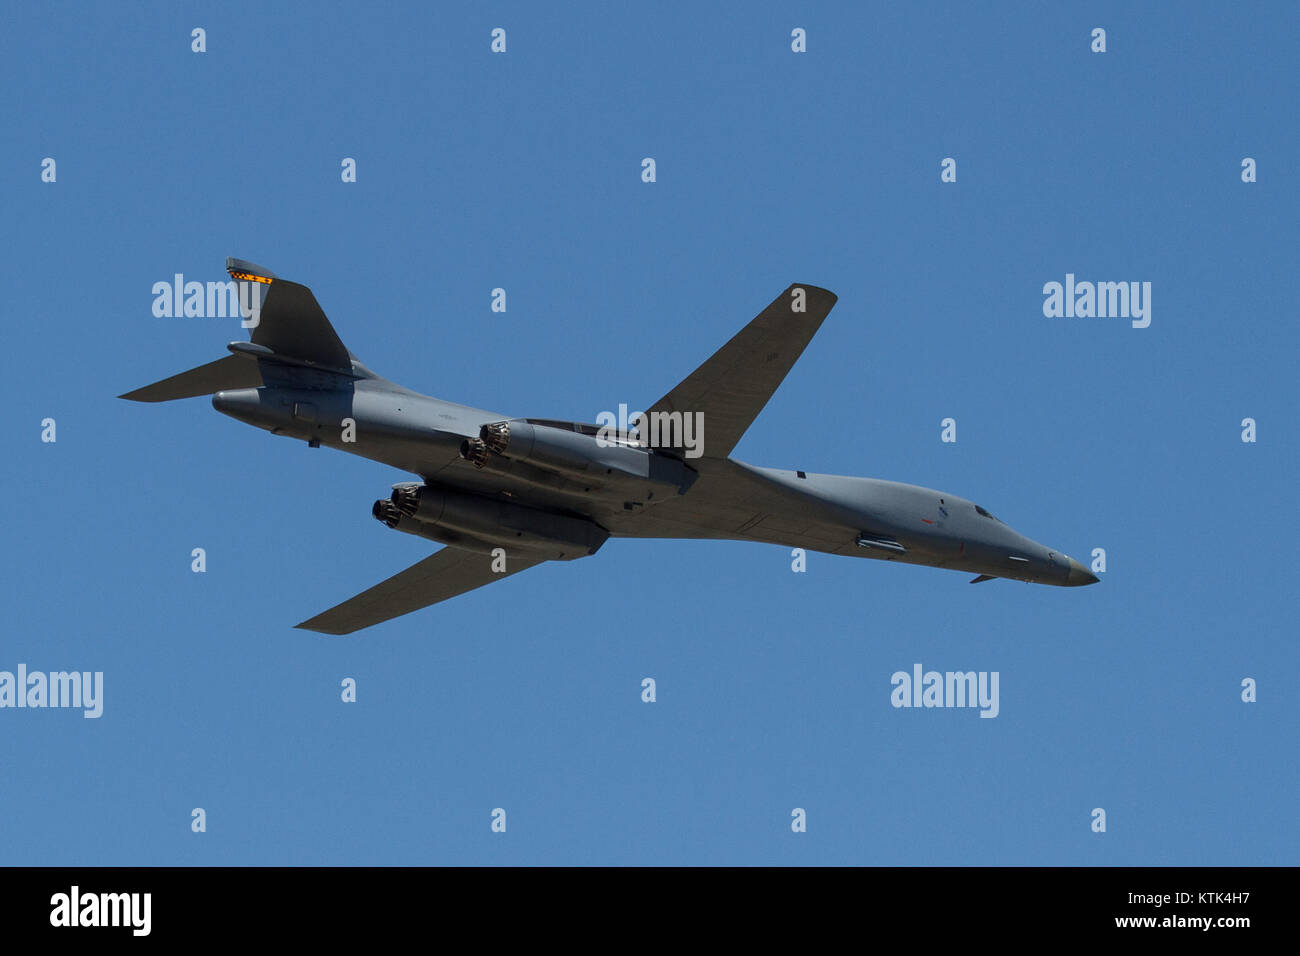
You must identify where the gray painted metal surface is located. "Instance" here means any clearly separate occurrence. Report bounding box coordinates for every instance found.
[122,260,1098,634]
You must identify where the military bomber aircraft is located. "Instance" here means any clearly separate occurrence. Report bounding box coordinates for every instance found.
[122,258,1098,634]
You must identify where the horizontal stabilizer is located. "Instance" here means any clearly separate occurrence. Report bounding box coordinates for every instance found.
[122,258,364,402]
[970,574,998,584]
[118,354,262,403]
[296,547,545,635]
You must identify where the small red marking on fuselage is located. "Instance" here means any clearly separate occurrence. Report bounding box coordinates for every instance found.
[921,518,934,525]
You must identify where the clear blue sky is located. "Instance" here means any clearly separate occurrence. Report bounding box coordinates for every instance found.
[2,1,1295,865]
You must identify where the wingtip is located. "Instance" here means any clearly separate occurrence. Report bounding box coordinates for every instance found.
[790,283,837,305]
[294,619,350,636]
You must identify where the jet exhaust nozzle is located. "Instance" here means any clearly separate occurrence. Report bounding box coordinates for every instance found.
[481,421,510,455]
[372,499,402,528]
[460,438,490,469]
[391,485,420,518]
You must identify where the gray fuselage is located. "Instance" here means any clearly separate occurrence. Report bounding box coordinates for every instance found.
[212,371,1097,588]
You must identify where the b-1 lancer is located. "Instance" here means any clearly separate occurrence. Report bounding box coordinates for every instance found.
[122,258,1098,634]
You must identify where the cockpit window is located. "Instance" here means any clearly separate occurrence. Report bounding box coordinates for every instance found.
[975,505,1001,522]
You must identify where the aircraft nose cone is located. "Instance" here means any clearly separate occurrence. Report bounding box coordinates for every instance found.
[1065,556,1099,586]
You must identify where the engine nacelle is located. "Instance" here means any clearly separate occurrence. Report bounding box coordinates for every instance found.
[473,420,696,494]
[376,484,607,560]
[372,499,517,554]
